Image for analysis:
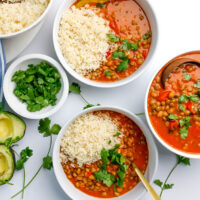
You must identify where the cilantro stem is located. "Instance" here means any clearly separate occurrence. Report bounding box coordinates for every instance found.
[80,94,90,105]
[159,162,178,197]
[11,135,52,199]
[135,112,145,116]
[22,166,26,199]
[6,182,14,185]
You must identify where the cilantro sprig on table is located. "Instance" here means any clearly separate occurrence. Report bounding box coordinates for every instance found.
[69,82,100,109]
[154,155,190,197]
[11,118,61,199]
[69,82,145,116]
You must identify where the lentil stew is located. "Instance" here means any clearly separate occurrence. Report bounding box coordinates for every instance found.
[148,51,200,154]
[75,0,152,82]
[61,110,149,198]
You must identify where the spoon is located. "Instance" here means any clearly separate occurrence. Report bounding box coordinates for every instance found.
[132,163,161,200]
[161,57,200,88]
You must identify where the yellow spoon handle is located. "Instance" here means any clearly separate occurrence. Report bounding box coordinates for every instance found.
[132,163,161,200]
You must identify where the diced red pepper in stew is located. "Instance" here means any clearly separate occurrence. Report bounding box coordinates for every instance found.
[186,101,196,114]
[142,50,147,58]
[157,91,171,101]
[169,121,178,130]
[106,50,111,57]
[85,171,92,177]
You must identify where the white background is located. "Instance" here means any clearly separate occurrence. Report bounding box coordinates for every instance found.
[1,0,200,200]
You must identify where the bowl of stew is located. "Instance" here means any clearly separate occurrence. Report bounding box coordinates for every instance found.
[53,106,158,199]
[145,51,200,158]
[53,0,158,88]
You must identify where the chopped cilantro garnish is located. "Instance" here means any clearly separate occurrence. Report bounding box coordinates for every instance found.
[194,81,200,88]
[143,31,151,40]
[117,57,129,71]
[178,94,188,103]
[107,34,119,42]
[96,3,106,8]
[104,71,111,76]
[119,39,138,51]
[178,104,185,111]
[183,73,192,81]
[189,94,199,102]
[168,114,178,120]
[112,50,126,60]
[113,132,121,137]
[12,61,61,112]
[179,116,190,127]
[179,127,188,139]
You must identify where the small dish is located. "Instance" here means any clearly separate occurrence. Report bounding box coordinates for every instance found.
[53,0,158,88]
[53,106,158,200]
[3,54,69,119]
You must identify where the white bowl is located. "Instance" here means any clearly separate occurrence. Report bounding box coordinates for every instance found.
[3,54,69,119]
[53,0,158,88]
[0,0,53,39]
[144,52,200,159]
[53,106,158,200]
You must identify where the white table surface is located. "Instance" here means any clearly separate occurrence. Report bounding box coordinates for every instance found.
[1,0,200,200]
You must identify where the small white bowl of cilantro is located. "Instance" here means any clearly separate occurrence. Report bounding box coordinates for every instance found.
[3,54,69,119]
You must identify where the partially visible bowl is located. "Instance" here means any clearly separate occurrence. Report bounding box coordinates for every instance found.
[0,0,53,39]
[145,50,200,159]
[3,54,69,119]
[53,106,158,200]
[53,0,158,88]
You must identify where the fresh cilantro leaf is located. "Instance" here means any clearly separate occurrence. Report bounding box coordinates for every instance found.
[183,73,192,81]
[179,94,188,103]
[43,156,53,170]
[189,94,199,102]
[119,39,138,51]
[69,82,81,94]
[83,104,95,110]
[194,81,200,88]
[108,140,111,144]
[168,114,178,120]
[163,183,174,190]
[179,116,190,127]
[50,124,61,135]
[112,50,126,60]
[5,138,12,148]
[179,127,188,139]
[113,132,121,137]
[117,58,129,71]
[101,148,109,169]
[95,169,115,187]
[178,104,185,111]
[117,170,125,180]
[16,147,33,170]
[197,90,200,97]
[104,71,111,76]
[143,32,151,40]
[38,118,51,137]
[177,155,190,165]
[154,179,163,187]
[107,34,119,42]
[96,3,106,8]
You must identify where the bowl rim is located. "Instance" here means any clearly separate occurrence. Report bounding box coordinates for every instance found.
[53,105,159,200]
[53,0,159,88]
[3,53,69,119]
[0,0,53,39]
[144,50,200,159]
